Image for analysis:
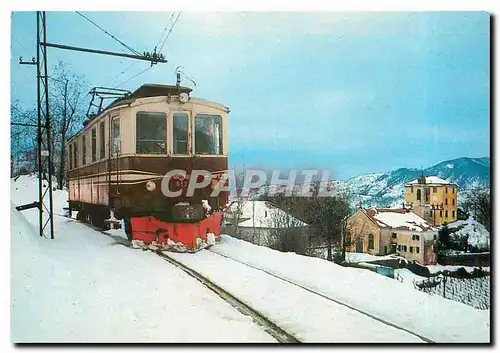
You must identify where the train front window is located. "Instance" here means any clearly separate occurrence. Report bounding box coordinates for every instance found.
[173,113,188,154]
[136,112,166,154]
[195,114,222,155]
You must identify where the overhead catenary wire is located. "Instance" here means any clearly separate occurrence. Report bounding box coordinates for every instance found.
[107,60,141,87]
[158,12,182,53]
[75,11,141,56]
[113,66,151,89]
[154,12,175,50]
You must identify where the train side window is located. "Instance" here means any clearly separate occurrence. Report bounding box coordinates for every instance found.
[194,114,222,155]
[136,112,166,154]
[91,128,97,162]
[99,121,105,159]
[69,143,73,169]
[173,113,188,154]
[112,117,120,156]
[82,134,87,166]
[74,141,78,168]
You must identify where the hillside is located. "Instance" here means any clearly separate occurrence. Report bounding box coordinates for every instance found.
[337,157,490,208]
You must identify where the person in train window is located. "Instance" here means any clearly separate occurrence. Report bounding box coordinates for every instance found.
[196,119,215,154]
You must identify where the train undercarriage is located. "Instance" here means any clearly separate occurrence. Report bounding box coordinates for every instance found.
[70,201,223,252]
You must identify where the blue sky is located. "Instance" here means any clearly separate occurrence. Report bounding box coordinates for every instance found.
[10,12,490,179]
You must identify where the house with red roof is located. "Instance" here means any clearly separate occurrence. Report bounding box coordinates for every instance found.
[346,207,438,265]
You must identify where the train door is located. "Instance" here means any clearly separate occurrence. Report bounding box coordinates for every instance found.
[171,111,191,156]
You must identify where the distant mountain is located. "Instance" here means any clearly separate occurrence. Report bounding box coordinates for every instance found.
[337,157,490,208]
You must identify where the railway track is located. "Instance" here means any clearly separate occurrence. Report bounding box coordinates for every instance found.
[61,216,299,343]
[205,248,435,343]
[60,215,432,343]
[154,251,300,343]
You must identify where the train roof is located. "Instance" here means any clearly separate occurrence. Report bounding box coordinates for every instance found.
[68,84,228,141]
[105,84,193,110]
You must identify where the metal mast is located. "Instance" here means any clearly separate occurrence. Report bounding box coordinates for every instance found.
[37,11,55,239]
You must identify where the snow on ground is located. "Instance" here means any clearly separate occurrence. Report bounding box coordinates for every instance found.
[11,174,68,216]
[448,217,490,251]
[209,235,490,343]
[345,252,404,264]
[427,264,490,274]
[10,175,490,343]
[11,177,275,343]
[166,250,422,343]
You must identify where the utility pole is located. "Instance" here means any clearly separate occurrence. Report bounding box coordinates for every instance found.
[15,11,168,240]
[37,11,55,239]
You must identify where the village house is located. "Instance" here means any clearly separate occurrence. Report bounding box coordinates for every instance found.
[223,200,308,247]
[405,174,458,226]
[346,207,438,265]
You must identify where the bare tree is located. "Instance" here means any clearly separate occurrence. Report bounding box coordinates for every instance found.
[461,185,491,232]
[305,189,351,262]
[268,200,308,254]
[50,61,87,189]
[11,101,37,176]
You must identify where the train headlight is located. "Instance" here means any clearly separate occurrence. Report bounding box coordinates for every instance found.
[146,180,157,192]
[179,92,189,103]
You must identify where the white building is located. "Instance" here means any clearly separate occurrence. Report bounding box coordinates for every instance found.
[223,200,308,246]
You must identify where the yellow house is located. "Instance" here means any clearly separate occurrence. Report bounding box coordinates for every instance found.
[346,208,438,265]
[404,174,458,226]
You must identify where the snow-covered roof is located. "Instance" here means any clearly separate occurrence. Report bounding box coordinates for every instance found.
[406,176,453,186]
[364,208,432,232]
[227,201,308,228]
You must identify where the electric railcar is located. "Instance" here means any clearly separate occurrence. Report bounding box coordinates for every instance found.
[67,84,229,251]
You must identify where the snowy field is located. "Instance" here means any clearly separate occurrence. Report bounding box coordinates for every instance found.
[208,236,490,343]
[10,175,490,343]
[10,176,274,343]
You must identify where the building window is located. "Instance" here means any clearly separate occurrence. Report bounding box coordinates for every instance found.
[173,113,189,154]
[452,188,455,194]
[411,186,414,193]
[403,245,408,252]
[368,234,374,250]
[445,198,448,205]
[416,247,420,254]
[434,234,437,240]
[112,116,120,156]
[99,121,105,159]
[195,114,222,155]
[392,232,397,239]
[452,199,455,206]
[91,128,97,162]
[440,210,443,217]
[433,186,437,192]
[82,135,87,166]
[69,143,73,169]
[412,234,420,241]
[416,189,421,201]
[452,210,455,218]
[445,210,448,218]
[410,246,414,253]
[136,112,166,154]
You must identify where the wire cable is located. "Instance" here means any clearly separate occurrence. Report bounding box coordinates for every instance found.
[155,12,175,50]
[113,66,151,89]
[158,12,182,52]
[107,61,141,87]
[75,11,141,56]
